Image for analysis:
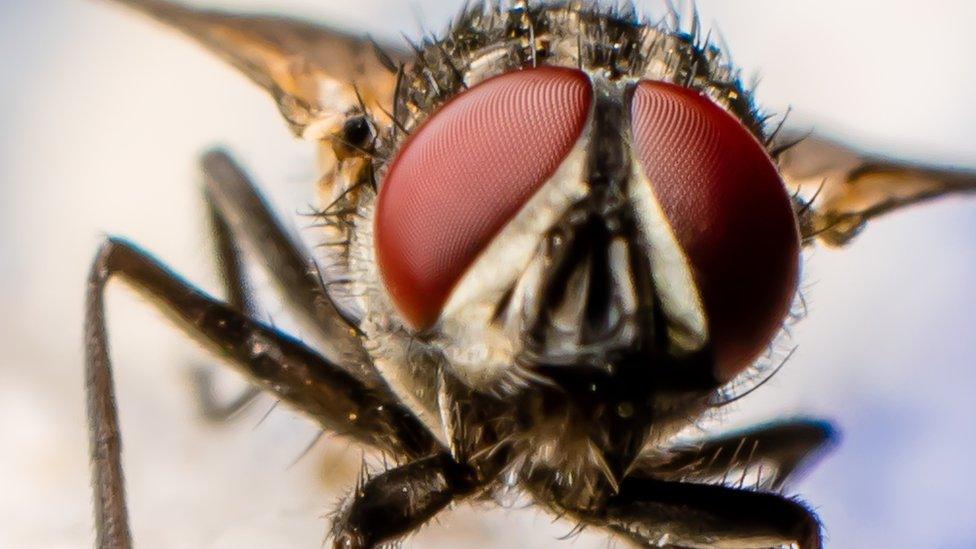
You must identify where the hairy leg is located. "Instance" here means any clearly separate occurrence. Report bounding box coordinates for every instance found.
[200,149,376,382]
[331,452,480,549]
[190,148,385,420]
[568,477,821,549]
[641,418,838,490]
[189,187,264,421]
[85,237,441,548]
[189,366,262,421]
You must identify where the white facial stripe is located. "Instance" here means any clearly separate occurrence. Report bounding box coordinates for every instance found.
[435,129,591,386]
[627,160,710,355]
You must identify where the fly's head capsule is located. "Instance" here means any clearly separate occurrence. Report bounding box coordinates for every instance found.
[370,45,798,393]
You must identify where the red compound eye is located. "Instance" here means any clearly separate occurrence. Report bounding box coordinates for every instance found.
[631,81,800,381]
[375,66,592,330]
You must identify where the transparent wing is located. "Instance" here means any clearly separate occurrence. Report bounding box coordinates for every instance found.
[105,0,408,139]
[777,132,976,246]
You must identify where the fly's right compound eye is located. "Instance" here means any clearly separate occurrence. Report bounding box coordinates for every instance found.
[375,66,592,330]
[631,81,801,381]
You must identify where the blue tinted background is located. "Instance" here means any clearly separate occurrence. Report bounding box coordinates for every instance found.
[1,1,974,547]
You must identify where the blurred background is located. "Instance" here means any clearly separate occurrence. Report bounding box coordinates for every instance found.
[1,0,974,547]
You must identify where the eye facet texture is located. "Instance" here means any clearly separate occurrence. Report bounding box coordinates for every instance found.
[631,81,800,381]
[376,66,592,330]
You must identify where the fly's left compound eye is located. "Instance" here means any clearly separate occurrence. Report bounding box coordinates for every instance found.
[631,81,801,381]
[375,67,592,330]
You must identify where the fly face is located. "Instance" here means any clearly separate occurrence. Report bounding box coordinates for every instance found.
[348,8,801,408]
[365,69,799,388]
[86,2,976,548]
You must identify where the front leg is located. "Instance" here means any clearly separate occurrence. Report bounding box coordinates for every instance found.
[188,173,266,422]
[189,366,262,421]
[190,148,374,420]
[641,418,838,490]
[84,238,441,548]
[567,477,821,549]
[200,150,374,380]
[331,452,480,549]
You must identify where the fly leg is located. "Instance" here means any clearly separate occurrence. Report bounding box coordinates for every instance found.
[189,366,262,421]
[642,418,839,490]
[199,149,376,382]
[189,187,265,421]
[566,477,821,549]
[85,237,441,548]
[189,149,376,420]
[331,452,480,549]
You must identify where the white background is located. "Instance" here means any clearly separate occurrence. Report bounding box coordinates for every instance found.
[1,1,974,547]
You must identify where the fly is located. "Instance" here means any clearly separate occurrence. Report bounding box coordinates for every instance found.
[85,1,976,548]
